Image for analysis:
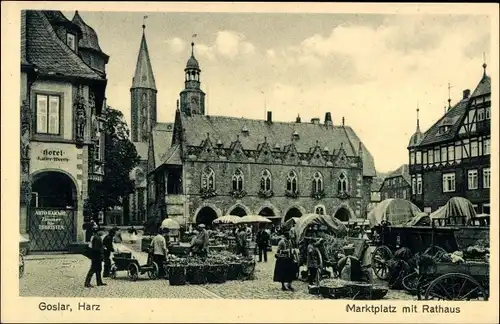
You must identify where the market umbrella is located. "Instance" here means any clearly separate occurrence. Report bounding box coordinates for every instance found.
[160,218,180,230]
[213,215,242,225]
[238,215,272,224]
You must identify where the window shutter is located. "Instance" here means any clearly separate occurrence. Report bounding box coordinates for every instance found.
[37,95,48,133]
[48,96,59,134]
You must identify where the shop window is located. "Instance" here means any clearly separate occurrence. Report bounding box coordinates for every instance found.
[442,173,456,193]
[467,169,478,190]
[260,169,272,191]
[201,167,215,190]
[232,169,244,191]
[36,94,60,135]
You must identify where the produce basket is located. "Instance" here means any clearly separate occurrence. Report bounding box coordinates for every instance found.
[186,264,207,284]
[167,265,187,286]
[227,262,242,280]
[308,284,320,295]
[206,264,228,283]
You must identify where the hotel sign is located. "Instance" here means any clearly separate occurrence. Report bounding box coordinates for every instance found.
[30,142,79,179]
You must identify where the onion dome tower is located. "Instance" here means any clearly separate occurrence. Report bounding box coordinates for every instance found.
[179,42,206,115]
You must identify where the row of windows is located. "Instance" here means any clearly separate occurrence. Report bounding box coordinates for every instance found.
[442,168,490,193]
[409,136,490,166]
[383,190,408,200]
[201,167,350,195]
[385,177,405,187]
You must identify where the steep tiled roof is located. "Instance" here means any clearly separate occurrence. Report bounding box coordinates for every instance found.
[133,142,149,160]
[25,10,103,80]
[162,145,182,165]
[470,74,490,98]
[387,164,410,185]
[180,114,376,177]
[415,71,491,148]
[371,176,385,191]
[131,30,157,90]
[151,122,174,167]
[418,99,469,146]
[21,11,30,66]
[71,11,105,54]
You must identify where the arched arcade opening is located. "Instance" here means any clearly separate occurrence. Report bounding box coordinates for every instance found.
[334,207,352,222]
[228,206,247,217]
[195,206,218,226]
[30,171,78,251]
[284,207,303,222]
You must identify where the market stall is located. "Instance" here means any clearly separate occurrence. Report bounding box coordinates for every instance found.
[367,198,421,227]
[429,196,477,225]
[165,250,256,285]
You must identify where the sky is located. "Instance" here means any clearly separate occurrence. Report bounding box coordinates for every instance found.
[61,10,491,173]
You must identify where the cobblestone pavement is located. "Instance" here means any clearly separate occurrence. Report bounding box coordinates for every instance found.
[20,235,414,300]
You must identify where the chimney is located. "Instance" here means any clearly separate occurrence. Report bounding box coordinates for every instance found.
[463,89,471,100]
[324,112,332,126]
[296,115,301,123]
[267,111,272,123]
[311,118,320,125]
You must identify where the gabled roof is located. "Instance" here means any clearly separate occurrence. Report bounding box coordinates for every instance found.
[470,73,490,98]
[133,141,149,160]
[386,164,410,185]
[71,11,107,56]
[131,30,157,90]
[179,113,376,177]
[371,176,385,191]
[21,11,30,66]
[24,10,104,81]
[414,70,491,148]
[151,122,174,167]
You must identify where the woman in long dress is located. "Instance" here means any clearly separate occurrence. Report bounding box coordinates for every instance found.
[273,230,296,291]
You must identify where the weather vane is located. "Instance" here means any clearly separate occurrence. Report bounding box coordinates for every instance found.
[142,15,148,29]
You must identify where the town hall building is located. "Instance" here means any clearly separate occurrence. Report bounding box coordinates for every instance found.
[127,26,377,227]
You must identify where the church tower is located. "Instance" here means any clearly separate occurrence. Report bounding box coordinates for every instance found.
[130,24,157,142]
[179,42,205,115]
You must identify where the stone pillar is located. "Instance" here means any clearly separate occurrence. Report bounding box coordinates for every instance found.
[77,146,89,241]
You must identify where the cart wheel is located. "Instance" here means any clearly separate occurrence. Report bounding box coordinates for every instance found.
[416,275,433,300]
[148,262,159,280]
[402,272,418,294]
[371,246,392,280]
[127,263,139,281]
[19,253,25,279]
[110,265,117,279]
[423,246,447,258]
[424,273,488,301]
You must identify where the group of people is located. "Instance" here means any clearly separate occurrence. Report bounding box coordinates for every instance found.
[84,226,119,287]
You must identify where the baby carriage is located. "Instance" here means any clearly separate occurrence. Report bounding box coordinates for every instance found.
[110,250,160,281]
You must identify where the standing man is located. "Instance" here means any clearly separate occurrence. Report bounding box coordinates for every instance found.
[236,227,248,257]
[102,228,116,277]
[256,227,270,262]
[150,228,168,278]
[84,228,106,288]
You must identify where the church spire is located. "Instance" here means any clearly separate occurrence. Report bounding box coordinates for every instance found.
[131,22,157,91]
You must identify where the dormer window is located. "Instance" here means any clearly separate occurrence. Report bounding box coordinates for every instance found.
[241,126,249,134]
[292,130,299,140]
[439,125,451,134]
[67,33,76,51]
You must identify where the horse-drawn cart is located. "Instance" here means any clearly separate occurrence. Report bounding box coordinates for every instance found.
[416,260,489,300]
